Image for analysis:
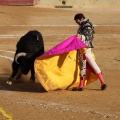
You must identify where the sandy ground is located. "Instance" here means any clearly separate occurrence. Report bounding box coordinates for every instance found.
[0,5,120,120]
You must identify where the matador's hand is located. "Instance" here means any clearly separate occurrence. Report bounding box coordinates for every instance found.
[77,34,86,43]
[77,34,82,39]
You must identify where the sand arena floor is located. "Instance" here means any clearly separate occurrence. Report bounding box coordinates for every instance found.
[0,5,120,120]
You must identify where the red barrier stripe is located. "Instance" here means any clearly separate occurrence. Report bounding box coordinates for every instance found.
[0,0,36,5]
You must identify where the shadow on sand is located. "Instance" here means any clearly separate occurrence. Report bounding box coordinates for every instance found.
[0,76,46,93]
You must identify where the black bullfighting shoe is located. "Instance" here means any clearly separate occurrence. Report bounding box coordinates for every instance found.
[101,84,107,90]
[72,87,84,91]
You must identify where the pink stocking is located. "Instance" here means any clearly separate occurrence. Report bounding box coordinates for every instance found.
[78,77,84,88]
[97,72,105,85]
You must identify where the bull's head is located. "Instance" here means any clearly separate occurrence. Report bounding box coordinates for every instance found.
[15,30,42,64]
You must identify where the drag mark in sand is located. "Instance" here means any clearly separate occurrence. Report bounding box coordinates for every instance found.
[14,98,120,119]
[0,50,14,61]
[0,50,15,54]
[0,55,13,61]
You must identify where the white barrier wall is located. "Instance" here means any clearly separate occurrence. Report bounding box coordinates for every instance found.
[37,0,120,8]
[0,0,119,7]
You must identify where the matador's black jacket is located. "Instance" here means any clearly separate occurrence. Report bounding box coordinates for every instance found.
[77,19,95,48]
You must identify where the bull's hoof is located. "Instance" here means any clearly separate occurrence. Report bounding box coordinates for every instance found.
[6,80,12,85]
[30,79,35,83]
[6,77,13,85]
[30,77,35,83]
[16,75,21,80]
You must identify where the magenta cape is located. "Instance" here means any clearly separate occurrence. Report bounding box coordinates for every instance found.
[42,35,87,56]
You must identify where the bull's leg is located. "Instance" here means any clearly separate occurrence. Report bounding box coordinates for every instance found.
[16,65,22,79]
[7,61,19,85]
[9,61,19,80]
[30,63,35,82]
[15,65,23,82]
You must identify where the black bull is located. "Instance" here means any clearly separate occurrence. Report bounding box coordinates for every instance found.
[7,30,44,84]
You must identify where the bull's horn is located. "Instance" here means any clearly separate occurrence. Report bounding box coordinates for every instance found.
[15,52,27,64]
